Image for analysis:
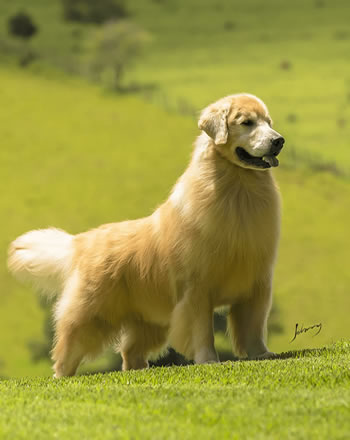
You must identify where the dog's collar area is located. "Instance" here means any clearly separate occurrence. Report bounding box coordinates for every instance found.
[235,147,279,169]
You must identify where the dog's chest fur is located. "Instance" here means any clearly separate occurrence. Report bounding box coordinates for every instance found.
[169,150,280,302]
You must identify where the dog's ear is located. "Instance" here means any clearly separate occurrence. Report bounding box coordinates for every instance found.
[198,102,231,145]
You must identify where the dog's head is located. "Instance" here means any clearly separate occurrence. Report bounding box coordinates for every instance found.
[198,94,284,170]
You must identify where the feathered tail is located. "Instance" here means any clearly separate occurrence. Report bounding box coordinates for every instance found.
[7,228,74,297]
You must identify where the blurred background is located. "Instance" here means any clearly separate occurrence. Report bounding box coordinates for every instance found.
[0,0,349,377]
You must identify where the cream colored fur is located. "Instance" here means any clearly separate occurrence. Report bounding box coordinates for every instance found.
[7,94,283,377]
[8,228,74,296]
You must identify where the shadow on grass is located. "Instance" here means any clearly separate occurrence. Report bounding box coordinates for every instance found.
[235,346,332,363]
[79,346,338,377]
[271,346,331,360]
[82,347,333,376]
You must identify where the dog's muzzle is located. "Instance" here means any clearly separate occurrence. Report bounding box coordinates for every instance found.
[236,135,285,169]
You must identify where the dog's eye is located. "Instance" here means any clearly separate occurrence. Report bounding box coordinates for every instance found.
[241,120,254,126]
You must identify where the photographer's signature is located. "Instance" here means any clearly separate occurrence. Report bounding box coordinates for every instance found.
[290,322,322,342]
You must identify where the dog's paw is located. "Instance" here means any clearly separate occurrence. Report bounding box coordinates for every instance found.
[194,347,219,364]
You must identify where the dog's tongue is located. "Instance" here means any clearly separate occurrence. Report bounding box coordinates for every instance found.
[264,155,279,167]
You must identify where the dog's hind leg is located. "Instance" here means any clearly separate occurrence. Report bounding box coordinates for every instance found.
[227,276,275,359]
[52,318,114,377]
[52,272,117,377]
[119,319,168,370]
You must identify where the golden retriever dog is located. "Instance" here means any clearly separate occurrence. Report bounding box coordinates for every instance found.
[8,93,284,377]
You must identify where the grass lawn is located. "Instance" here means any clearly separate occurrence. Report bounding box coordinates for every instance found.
[0,341,349,439]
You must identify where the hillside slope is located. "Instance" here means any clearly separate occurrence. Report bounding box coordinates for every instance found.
[0,342,349,439]
[0,0,349,169]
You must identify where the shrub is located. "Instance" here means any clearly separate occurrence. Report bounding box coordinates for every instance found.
[88,20,150,90]
[280,60,292,70]
[62,0,128,24]
[8,12,38,40]
[7,12,38,67]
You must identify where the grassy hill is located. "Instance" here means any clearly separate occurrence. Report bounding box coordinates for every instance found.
[130,0,350,172]
[0,0,349,377]
[0,342,349,439]
[1,0,349,169]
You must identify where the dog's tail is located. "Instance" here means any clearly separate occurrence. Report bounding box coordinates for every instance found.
[7,228,74,297]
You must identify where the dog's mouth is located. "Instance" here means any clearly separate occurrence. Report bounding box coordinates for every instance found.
[235,147,279,169]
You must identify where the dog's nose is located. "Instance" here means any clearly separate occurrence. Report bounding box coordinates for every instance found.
[271,136,285,155]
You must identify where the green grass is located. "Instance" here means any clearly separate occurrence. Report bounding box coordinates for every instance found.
[0,342,349,439]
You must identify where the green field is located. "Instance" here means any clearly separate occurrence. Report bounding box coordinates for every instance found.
[0,0,349,386]
[0,342,349,439]
[2,0,349,168]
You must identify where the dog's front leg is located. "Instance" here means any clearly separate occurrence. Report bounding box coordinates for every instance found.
[227,275,275,359]
[191,302,218,364]
[169,291,218,364]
